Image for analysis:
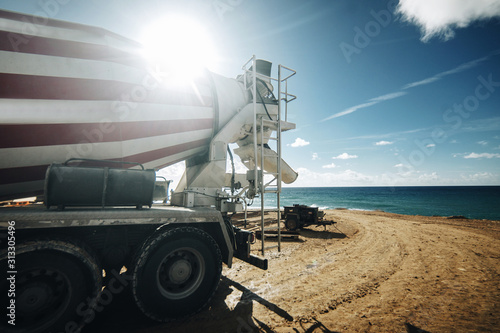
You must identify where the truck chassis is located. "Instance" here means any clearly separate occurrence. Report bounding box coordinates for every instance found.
[0,205,262,332]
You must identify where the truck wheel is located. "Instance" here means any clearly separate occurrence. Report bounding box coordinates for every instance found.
[131,227,222,321]
[0,239,101,333]
[285,216,299,231]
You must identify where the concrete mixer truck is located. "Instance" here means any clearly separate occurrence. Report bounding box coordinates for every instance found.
[0,9,298,333]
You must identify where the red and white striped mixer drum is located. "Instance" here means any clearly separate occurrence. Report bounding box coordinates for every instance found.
[0,9,249,200]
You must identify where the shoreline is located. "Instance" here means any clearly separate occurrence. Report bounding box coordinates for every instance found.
[244,206,500,222]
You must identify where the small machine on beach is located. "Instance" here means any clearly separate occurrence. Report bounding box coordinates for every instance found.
[283,204,335,230]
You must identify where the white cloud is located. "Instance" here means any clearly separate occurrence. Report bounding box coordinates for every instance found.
[312,152,319,160]
[289,138,310,147]
[464,152,500,159]
[426,143,436,148]
[403,54,491,89]
[322,53,498,122]
[322,91,407,121]
[291,167,372,187]
[322,163,336,169]
[332,152,358,160]
[375,140,394,146]
[403,77,440,89]
[477,140,488,146]
[459,116,500,134]
[369,92,408,102]
[394,163,405,168]
[286,167,500,187]
[397,0,500,42]
[460,172,498,183]
[416,172,439,182]
[322,53,496,120]
[322,101,377,121]
[340,127,426,142]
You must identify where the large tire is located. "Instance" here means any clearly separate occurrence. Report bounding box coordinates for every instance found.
[131,227,222,322]
[0,239,102,333]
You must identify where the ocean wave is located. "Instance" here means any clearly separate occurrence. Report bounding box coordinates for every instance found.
[310,204,330,210]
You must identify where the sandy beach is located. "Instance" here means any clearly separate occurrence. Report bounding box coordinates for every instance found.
[84,209,500,333]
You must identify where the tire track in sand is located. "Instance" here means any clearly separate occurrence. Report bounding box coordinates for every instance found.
[305,211,500,332]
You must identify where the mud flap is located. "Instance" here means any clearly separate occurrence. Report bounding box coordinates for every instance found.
[235,253,268,270]
[233,227,268,270]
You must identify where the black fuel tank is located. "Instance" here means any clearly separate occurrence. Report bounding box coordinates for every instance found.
[44,159,155,209]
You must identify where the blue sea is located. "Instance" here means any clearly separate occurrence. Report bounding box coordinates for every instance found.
[249,186,500,221]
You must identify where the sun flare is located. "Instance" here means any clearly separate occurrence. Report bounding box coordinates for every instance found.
[140,15,218,81]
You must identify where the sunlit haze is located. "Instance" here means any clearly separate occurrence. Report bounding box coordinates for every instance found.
[140,14,219,81]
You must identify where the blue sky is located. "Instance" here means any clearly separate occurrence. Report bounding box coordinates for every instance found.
[2,0,500,187]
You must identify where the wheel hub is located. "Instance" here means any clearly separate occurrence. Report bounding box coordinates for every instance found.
[18,284,52,312]
[157,248,205,300]
[17,269,68,315]
[168,259,192,284]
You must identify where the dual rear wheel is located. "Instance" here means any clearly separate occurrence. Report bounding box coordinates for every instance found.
[0,239,102,333]
[131,227,222,321]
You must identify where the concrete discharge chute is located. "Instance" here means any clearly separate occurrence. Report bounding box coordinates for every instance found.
[234,144,298,185]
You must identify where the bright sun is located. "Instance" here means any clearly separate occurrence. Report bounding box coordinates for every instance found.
[140,15,218,80]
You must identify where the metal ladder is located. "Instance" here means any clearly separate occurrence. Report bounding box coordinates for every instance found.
[243,56,296,254]
[259,115,281,254]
